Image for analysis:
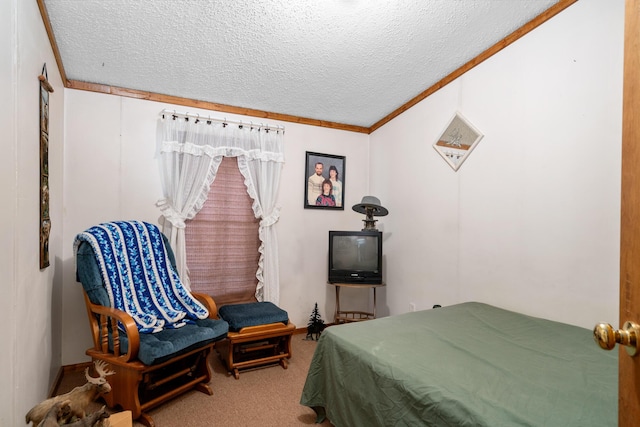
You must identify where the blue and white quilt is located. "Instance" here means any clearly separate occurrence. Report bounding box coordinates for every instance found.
[74,220,209,333]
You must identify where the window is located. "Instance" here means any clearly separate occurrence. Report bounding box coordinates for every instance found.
[185,157,260,305]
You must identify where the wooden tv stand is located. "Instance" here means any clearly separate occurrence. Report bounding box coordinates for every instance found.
[328,282,386,324]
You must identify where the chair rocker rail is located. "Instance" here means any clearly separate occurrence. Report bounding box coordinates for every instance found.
[86,339,215,424]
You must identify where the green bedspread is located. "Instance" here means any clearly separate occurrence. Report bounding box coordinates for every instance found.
[300,302,617,426]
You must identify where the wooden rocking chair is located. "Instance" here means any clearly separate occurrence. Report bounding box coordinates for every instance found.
[75,222,229,427]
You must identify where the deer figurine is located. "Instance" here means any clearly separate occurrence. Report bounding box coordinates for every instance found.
[63,405,110,427]
[26,360,115,426]
[35,399,71,427]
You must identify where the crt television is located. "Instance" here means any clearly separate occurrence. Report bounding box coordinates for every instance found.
[328,230,383,284]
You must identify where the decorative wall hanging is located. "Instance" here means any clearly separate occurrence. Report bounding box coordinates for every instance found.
[433,112,483,171]
[39,63,53,269]
[304,151,345,210]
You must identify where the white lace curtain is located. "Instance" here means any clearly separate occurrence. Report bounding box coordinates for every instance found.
[156,112,285,303]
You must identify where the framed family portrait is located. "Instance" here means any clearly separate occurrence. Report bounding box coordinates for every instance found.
[304,151,345,210]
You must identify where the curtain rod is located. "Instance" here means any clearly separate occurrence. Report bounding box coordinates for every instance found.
[160,109,285,132]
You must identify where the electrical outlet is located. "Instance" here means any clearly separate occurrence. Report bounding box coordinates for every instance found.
[409,303,416,312]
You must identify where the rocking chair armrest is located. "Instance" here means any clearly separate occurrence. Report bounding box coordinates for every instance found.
[84,297,141,362]
[192,292,219,319]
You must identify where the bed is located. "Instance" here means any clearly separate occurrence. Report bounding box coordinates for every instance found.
[300,302,617,426]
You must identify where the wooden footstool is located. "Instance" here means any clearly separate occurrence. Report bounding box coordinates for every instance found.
[216,302,295,379]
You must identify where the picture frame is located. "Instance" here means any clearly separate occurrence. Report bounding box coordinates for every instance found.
[433,112,483,171]
[304,151,345,210]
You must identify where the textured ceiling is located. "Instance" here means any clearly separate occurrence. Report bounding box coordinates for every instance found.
[43,0,561,129]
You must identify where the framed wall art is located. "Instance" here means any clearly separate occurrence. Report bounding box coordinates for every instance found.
[433,112,483,171]
[304,151,345,210]
[39,63,54,269]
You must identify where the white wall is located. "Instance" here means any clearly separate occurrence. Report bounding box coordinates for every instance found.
[370,0,624,328]
[0,1,17,423]
[1,0,65,425]
[61,92,371,364]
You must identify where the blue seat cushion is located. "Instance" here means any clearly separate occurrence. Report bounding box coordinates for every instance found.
[218,302,289,332]
[115,318,228,365]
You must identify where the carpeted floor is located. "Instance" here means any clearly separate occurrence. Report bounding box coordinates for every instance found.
[54,334,333,426]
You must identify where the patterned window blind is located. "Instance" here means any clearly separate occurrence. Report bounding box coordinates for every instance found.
[185,157,260,306]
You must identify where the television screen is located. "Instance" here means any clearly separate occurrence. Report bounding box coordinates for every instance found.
[328,231,382,284]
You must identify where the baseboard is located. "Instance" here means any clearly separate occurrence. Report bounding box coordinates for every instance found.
[49,361,93,397]
[48,367,63,398]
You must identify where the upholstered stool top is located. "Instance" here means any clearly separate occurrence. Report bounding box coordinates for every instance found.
[218,301,289,332]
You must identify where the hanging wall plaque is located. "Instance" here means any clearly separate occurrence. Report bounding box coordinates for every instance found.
[433,112,483,171]
[39,64,53,269]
